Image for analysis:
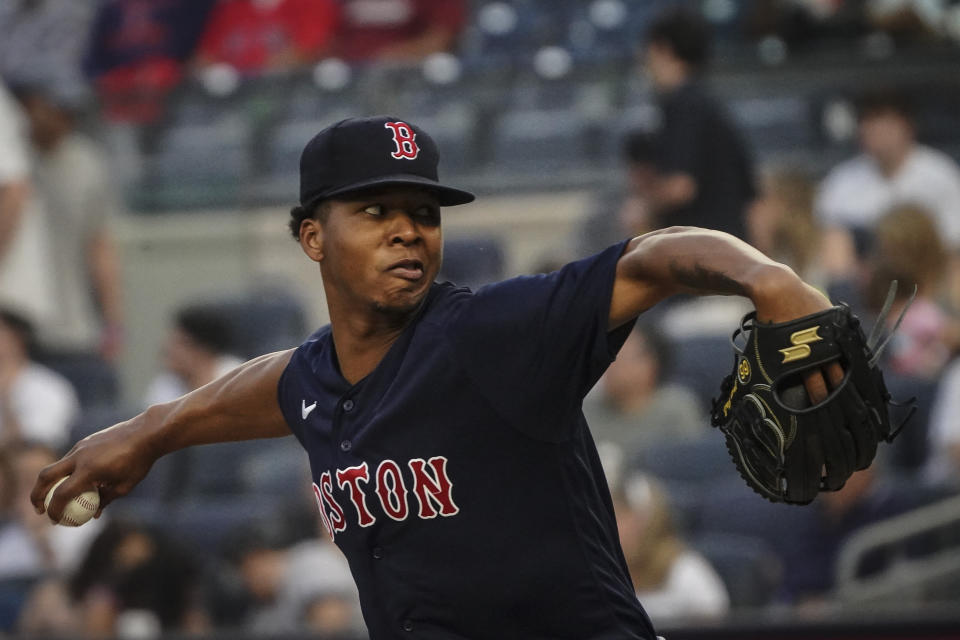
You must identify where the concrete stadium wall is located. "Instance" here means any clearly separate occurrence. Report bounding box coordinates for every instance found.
[113,190,592,407]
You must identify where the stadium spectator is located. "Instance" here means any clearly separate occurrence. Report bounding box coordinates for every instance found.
[331,0,467,62]
[862,205,954,379]
[0,442,102,581]
[226,527,362,634]
[0,0,97,90]
[0,308,78,451]
[15,84,125,361]
[583,324,705,456]
[815,88,960,250]
[613,473,729,619]
[640,7,757,240]
[925,356,960,487]
[578,133,657,257]
[193,0,339,76]
[143,304,244,407]
[68,519,209,636]
[747,167,833,289]
[0,83,54,335]
[84,0,217,123]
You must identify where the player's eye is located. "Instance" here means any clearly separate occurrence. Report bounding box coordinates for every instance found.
[362,204,384,216]
[414,205,440,224]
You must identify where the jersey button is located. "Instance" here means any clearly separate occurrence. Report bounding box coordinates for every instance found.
[342,399,355,412]
[372,546,383,559]
[340,440,352,452]
[402,620,414,632]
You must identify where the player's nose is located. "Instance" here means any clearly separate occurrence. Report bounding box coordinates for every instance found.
[387,210,421,245]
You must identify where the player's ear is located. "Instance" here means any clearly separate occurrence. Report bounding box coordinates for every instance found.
[299,216,325,263]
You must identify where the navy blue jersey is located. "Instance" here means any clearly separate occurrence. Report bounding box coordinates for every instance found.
[277,240,657,639]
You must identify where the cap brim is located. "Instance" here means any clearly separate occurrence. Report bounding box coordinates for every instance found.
[319,174,475,207]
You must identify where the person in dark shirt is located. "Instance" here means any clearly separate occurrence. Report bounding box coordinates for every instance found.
[34,116,840,639]
[641,7,756,240]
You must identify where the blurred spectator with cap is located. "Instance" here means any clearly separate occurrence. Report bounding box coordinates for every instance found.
[144,304,244,407]
[815,87,960,251]
[330,0,467,62]
[0,307,78,450]
[193,0,339,77]
[640,6,757,240]
[14,82,125,362]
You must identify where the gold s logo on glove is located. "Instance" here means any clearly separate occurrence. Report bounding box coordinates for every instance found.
[779,326,823,363]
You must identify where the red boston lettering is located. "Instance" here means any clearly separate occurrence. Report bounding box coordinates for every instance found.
[384,121,420,160]
[408,457,460,519]
[336,463,376,527]
[375,459,409,521]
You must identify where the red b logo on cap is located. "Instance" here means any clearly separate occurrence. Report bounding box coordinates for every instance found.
[384,121,420,160]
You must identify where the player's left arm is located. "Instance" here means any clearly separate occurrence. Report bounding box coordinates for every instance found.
[610,226,842,400]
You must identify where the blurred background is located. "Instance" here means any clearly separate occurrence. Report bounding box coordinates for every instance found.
[2,0,960,638]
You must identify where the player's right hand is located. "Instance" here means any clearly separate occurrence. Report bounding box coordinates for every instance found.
[30,419,158,523]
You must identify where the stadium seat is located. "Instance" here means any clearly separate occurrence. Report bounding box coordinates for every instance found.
[201,291,308,359]
[631,435,731,486]
[168,497,286,553]
[38,352,118,409]
[726,95,817,159]
[490,107,590,172]
[883,373,938,474]
[664,335,736,413]
[0,577,37,633]
[693,532,783,609]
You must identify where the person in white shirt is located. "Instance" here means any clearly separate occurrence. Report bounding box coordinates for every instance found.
[815,88,960,249]
[0,307,78,451]
[144,305,244,407]
[613,473,730,620]
[0,82,55,329]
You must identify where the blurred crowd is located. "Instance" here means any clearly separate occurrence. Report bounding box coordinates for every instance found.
[2,0,960,638]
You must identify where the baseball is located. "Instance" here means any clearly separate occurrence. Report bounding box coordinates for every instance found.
[43,476,99,527]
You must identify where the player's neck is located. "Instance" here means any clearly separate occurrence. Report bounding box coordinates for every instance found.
[327,309,412,385]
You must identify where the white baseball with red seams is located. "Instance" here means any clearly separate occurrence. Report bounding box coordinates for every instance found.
[43,476,99,526]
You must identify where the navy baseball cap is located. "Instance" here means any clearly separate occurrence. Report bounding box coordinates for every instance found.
[299,115,475,209]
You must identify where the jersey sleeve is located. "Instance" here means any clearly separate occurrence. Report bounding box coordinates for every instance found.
[446,240,636,442]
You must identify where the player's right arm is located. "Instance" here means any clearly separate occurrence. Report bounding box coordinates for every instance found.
[31,349,295,522]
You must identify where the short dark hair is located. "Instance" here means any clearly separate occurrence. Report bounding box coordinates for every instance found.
[288,200,331,240]
[856,87,914,123]
[646,7,712,69]
[175,305,233,355]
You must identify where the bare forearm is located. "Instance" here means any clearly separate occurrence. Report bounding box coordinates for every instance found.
[610,227,823,328]
[88,234,123,327]
[0,182,28,258]
[136,350,294,457]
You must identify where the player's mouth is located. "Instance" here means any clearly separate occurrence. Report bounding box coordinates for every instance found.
[387,258,425,281]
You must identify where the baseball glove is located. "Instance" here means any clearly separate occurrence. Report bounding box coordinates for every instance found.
[710,286,915,505]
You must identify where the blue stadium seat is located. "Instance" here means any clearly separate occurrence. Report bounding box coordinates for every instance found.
[39,352,118,409]
[0,577,37,633]
[202,291,308,359]
[169,497,286,553]
[631,435,732,486]
[439,236,505,289]
[726,95,816,159]
[665,335,736,413]
[693,532,783,608]
[490,107,590,172]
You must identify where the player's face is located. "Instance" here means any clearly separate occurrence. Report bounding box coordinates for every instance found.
[313,186,443,316]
